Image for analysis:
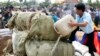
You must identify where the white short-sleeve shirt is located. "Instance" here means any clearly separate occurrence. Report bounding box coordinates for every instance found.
[75,12,94,34]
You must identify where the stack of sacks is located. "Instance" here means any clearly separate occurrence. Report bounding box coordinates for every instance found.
[25,39,75,56]
[72,41,91,56]
[25,12,75,56]
[6,12,75,56]
[6,12,36,56]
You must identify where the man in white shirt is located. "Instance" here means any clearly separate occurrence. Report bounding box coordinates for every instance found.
[68,3,96,56]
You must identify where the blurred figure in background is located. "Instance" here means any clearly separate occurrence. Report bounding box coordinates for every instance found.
[2,5,13,28]
[56,7,63,18]
[3,8,12,28]
[94,7,100,27]
[49,7,59,22]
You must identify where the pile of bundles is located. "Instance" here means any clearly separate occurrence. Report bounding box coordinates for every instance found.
[4,12,77,56]
[72,41,91,56]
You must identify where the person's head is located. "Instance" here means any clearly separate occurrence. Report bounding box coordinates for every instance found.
[75,3,85,16]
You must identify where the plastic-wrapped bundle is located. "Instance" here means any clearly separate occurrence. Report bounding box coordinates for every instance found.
[28,12,59,40]
[72,41,91,56]
[25,40,75,56]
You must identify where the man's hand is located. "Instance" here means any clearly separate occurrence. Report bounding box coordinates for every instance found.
[68,20,77,27]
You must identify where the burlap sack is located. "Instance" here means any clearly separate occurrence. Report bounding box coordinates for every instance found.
[12,29,28,56]
[25,40,75,56]
[28,12,59,40]
[54,15,77,37]
[8,12,58,40]
[7,13,18,29]
[7,12,36,30]
[15,12,35,31]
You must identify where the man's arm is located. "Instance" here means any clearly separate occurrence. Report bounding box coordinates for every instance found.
[69,14,90,27]
[68,21,88,27]
[76,22,88,27]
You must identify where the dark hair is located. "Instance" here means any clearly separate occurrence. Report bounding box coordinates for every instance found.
[75,3,85,12]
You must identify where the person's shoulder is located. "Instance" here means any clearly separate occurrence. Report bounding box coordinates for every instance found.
[84,12,91,17]
[84,12,89,15]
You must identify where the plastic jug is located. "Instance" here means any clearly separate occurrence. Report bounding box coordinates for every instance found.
[54,15,77,37]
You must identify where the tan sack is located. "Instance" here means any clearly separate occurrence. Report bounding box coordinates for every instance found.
[8,12,58,40]
[25,40,75,56]
[28,12,59,40]
[12,29,28,56]
[15,12,35,31]
[7,12,35,30]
